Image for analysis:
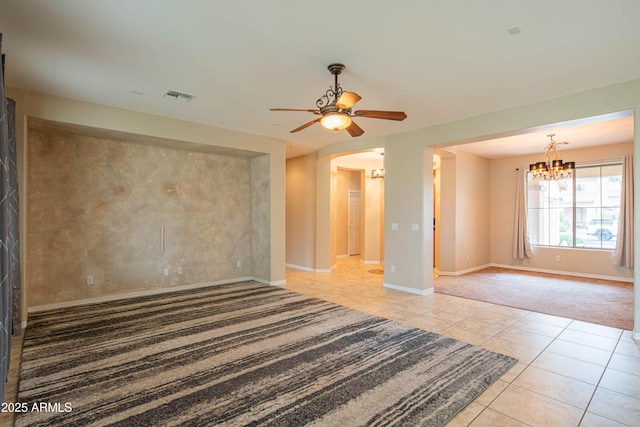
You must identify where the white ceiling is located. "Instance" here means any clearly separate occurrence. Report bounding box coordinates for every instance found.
[1,1,638,158]
[447,111,635,159]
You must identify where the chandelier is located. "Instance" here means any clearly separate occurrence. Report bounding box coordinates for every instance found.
[529,134,575,180]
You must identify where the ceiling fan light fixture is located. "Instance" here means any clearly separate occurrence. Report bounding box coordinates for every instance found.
[270,63,406,137]
[320,112,352,131]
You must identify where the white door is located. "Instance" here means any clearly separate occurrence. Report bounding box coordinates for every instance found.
[348,190,361,255]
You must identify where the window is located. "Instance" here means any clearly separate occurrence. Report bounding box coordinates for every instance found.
[526,163,622,249]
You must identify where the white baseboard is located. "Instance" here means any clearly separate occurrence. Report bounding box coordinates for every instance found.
[383,282,434,296]
[437,263,633,283]
[490,263,634,283]
[363,260,382,265]
[29,276,259,313]
[253,277,286,286]
[325,256,381,265]
[286,263,315,272]
[285,263,332,273]
[438,264,491,276]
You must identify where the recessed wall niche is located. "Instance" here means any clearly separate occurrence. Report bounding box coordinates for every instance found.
[26,118,270,307]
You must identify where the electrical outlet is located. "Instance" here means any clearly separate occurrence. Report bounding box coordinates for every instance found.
[236,260,242,268]
[163,267,170,276]
[555,256,561,262]
[86,276,94,285]
[391,265,396,273]
[177,266,183,275]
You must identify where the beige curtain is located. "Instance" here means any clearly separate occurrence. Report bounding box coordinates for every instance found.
[613,155,633,268]
[512,168,532,259]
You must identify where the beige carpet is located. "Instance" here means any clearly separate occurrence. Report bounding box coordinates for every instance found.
[435,267,634,330]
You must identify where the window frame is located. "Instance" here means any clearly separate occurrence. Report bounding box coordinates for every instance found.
[526,161,622,250]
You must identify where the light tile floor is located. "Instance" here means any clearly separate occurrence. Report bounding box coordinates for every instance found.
[2,257,638,426]
[285,256,640,426]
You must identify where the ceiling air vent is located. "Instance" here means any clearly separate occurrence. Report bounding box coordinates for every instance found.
[162,89,194,102]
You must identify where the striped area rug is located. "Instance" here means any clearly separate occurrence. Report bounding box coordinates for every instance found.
[16,281,516,426]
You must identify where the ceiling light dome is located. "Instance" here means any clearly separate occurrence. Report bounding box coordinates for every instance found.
[320,112,352,131]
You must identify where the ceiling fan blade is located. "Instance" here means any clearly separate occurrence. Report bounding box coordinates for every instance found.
[290,118,322,133]
[336,92,361,110]
[270,108,321,114]
[353,110,407,121]
[345,120,364,137]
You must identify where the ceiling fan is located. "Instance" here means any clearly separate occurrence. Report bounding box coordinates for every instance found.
[270,63,407,137]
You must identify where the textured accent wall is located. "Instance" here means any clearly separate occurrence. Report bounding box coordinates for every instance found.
[27,120,268,307]
[250,154,271,281]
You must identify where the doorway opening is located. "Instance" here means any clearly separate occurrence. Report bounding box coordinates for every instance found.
[331,150,385,269]
[430,109,634,331]
[348,190,361,256]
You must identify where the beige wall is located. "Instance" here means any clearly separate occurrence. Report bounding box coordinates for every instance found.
[489,141,634,281]
[9,88,286,312]
[285,154,316,270]
[437,149,491,275]
[438,154,456,273]
[314,157,333,271]
[382,140,433,293]
[364,173,384,264]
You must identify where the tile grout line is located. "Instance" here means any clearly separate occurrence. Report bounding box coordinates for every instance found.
[474,318,582,426]
[461,305,538,426]
[577,329,627,426]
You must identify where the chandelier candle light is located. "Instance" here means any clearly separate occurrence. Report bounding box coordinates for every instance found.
[529,134,575,180]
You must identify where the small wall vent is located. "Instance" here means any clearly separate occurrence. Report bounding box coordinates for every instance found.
[162,90,194,102]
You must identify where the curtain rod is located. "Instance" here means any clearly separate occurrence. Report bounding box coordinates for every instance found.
[576,158,624,167]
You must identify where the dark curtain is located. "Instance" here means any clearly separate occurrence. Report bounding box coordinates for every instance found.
[7,96,19,335]
[0,32,20,404]
[0,33,10,403]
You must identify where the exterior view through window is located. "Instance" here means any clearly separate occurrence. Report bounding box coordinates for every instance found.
[526,163,622,249]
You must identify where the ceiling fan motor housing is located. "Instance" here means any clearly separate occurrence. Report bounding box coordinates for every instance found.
[327,63,345,75]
